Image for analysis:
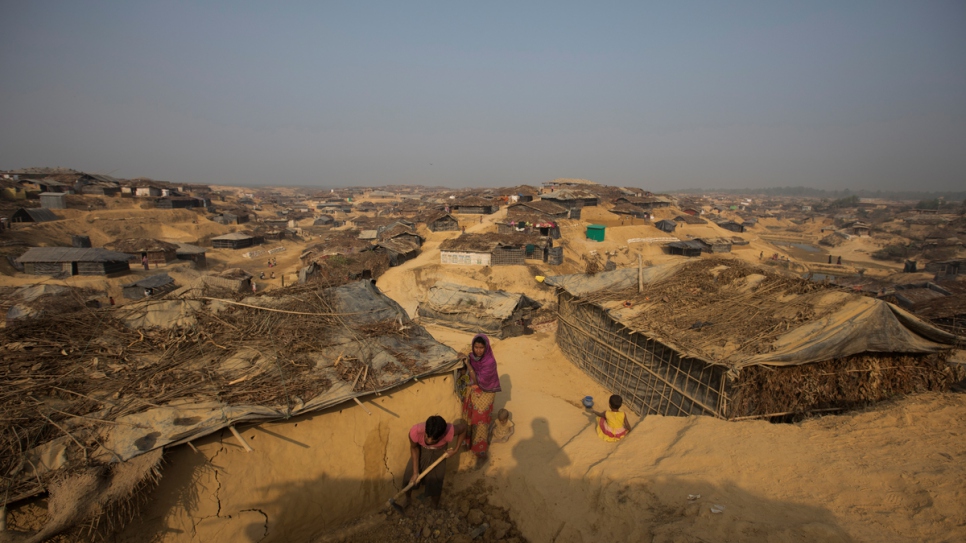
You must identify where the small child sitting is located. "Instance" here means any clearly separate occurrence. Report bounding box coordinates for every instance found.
[489,409,515,443]
[591,395,631,442]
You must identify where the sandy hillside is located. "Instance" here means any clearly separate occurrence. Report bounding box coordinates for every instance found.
[356,282,966,543]
[359,231,966,543]
[3,197,965,543]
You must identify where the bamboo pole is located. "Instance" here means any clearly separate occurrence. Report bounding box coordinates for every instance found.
[229,425,254,453]
[638,254,643,293]
[353,397,372,415]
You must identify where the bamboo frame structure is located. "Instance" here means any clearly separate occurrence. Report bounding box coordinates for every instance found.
[555,291,963,420]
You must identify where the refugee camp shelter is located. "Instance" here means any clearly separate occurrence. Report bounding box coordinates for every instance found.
[211,232,255,249]
[439,233,545,266]
[175,243,208,269]
[696,237,733,253]
[155,196,205,209]
[667,240,704,257]
[506,200,569,219]
[425,211,460,232]
[610,203,650,220]
[498,215,561,239]
[106,238,180,266]
[541,189,599,210]
[0,280,461,540]
[655,219,677,233]
[451,196,498,214]
[417,281,542,338]
[39,192,67,209]
[674,214,708,225]
[197,268,253,292]
[613,195,672,209]
[545,259,963,420]
[374,237,421,266]
[11,207,59,223]
[122,273,177,299]
[716,220,746,233]
[17,247,132,275]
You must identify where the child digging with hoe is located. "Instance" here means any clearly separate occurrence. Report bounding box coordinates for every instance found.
[401,415,467,510]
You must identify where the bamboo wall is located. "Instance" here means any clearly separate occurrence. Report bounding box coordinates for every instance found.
[556,292,728,418]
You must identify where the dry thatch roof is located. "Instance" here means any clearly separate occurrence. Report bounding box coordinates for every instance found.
[16,247,133,263]
[674,214,709,225]
[546,258,960,368]
[0,280,457,526]
[508,200,568,216]
[439,233,544,253]
[106,238,179,254]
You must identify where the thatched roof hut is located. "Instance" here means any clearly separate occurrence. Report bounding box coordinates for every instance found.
[545,258,963,420]
[16,247,132,276]
[106,238,180,266]
[0,280,459,540]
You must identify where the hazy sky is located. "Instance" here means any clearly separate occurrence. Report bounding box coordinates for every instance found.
[2,1,964,191]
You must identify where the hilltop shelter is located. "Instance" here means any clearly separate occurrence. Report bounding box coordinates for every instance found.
[211,232,255,249]
[545,259,963,420]
[451,196,498,214]
[540,189,599,209]
[417,281,542,338]
[39,192,67,209]
[106,238,180,267]
[696,238,733,254]
[425,211,460,232]
[439,233,548,266]
[11,207,59,223]
[175,243,208,269]
[122,273,177,299]
[667,240,704,257]
[200,268,253,292]
[16,247,132,276]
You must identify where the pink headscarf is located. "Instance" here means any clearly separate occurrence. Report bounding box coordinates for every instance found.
[468,334,501,393]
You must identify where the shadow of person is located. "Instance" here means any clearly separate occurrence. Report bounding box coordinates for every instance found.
[495,373,512,412]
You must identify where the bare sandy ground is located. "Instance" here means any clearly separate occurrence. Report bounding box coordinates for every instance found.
[374,233,966,543]
[3,199,965,543]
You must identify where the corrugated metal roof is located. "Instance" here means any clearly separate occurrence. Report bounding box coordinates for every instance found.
[16,247,134,263]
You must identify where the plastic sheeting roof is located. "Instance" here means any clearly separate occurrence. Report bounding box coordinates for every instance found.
[422,281,538,320]
[14,280,460,488]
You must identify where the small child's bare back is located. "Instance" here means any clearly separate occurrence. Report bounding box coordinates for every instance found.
[490,409,515,443]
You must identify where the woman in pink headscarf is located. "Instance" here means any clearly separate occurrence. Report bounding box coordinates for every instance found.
[461,334,501,465]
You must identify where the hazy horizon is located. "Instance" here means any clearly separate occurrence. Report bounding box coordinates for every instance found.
[2,1,964,191]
